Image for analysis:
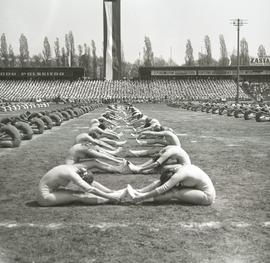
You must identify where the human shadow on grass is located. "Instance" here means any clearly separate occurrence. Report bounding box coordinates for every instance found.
[25,201,41,207]
[25,200,197,207]
[25,201,125,208]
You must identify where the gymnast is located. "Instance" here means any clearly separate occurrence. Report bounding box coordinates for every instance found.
[89,119,122,140]
[127,146,191,174]
[65,143,124,165]
[94,145,191,175]
[74,132,125,150]
[37,164,127,206]
[130,128,181,157]
[126,164,216,206]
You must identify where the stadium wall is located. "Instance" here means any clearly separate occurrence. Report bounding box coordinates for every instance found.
[139,66,270,81]
[0,67,84,80]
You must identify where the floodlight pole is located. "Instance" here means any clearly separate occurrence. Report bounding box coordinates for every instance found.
[236,19,240,103]
[170,46,172,66]
[231,18,247,103]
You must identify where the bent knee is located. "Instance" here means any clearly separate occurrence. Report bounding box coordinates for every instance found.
[202,193,216,206]
[37,193,55,207]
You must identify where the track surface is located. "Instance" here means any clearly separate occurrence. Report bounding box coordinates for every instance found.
[0,104,269,263]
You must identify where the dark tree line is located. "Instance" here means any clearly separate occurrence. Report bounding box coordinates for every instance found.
[0,32,102,79]
[184,35,258,67]
[0,32,268,79]
[141,35,263,68]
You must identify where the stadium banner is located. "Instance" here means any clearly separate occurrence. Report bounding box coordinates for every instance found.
[151,70,197,76]
[239,69,270,75]
[140,66,270,79]
[0,68,84,79]
[103,0,121,80]
[198,70,234,76]
[250,56,270,66]
[198,69,270,76]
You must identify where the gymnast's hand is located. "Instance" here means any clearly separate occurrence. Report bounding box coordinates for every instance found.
[132,193,147,203]
[126,185,146,203]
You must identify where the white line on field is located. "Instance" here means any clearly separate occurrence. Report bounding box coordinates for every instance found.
[0,221,269,230]
[176,133,188,136]
[263,222,270,227]
[231,222,251,228]
[0,222,128,230]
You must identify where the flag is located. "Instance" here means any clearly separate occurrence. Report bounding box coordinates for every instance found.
[103,0,121,80]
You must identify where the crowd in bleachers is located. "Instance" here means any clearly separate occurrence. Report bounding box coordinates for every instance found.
[168,101,270,122]
[0,79,250,103]
[241,81,270,102]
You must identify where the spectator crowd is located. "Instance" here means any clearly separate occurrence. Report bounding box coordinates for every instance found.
[241,81,270,102]
[0,79,250,103]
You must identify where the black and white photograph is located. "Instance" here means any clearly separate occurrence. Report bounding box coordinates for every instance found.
[0,0,269,262]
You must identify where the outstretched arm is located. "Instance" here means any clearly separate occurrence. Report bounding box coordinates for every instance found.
[99,117,117,126]
[69,171,120,202]
[91,181,113,193]
[93,138,116,150]
[129,118,145,125]
[97,128,121,140]
[90,149,123,163]
[136,180,161,193]
[136,125,155,133]
[137,130,164,139]
[141,131,164,136]
[69,171,93,192]
[132,170,184,202]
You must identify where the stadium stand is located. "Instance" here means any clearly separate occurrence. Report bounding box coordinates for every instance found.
[0,79,250,103]
[241,81,270,102]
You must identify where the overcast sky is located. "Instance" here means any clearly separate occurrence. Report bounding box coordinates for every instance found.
[1,0,270,65]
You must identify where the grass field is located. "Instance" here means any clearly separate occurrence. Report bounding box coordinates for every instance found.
[0,104,269,263]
